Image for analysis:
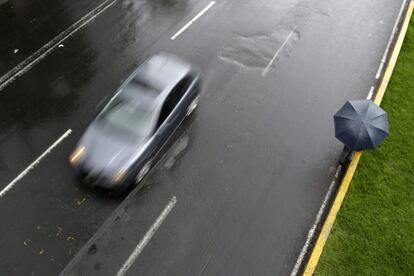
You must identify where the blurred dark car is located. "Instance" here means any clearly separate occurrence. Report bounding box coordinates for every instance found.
[69,53,201,193]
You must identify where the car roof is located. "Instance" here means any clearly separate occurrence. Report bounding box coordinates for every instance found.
[116,53,196,109]
[142,53,192,86]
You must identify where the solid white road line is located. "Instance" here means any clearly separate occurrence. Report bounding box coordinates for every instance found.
[0,129,72,198]
[0,0,119,91]
[170,1,216,40]
[290,165,342,276]
[262,28,296,77]
[375,0,408,79]
[116,196,178,276]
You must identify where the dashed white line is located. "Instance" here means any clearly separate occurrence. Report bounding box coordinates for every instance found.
[170,1,216,40]
[116,196,178,276]
[375,0,408,79]
[375,61,385,80]
[262,28,296,77]
[367,86,375,100]
[290,165,342,276]
[0,0,119,91]
[0,129,72,198]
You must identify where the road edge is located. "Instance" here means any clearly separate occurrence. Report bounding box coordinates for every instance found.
[302,1,414,275]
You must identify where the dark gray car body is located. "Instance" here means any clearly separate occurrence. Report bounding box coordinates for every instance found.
[71,53,201,192]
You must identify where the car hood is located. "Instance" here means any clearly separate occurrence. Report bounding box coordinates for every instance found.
[79,123,146,175]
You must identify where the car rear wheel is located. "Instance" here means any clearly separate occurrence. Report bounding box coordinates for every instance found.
[135,161,151,184]
[187,95,200,116]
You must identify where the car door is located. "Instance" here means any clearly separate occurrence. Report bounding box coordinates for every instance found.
[150,78,192,153]
[150,92,178,158]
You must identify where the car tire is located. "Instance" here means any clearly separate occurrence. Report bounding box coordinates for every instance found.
[187,95,200,116]
[135,161,151,184]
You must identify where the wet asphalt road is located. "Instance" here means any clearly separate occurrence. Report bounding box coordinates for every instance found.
[0,0,405,275]
[0,0,108,75]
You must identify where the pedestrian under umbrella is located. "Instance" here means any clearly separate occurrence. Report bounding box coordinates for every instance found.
[334,99,389,163]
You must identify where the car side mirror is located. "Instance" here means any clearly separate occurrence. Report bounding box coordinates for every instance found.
[96,96,109,112]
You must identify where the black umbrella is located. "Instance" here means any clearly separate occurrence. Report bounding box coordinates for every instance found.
[334,100,389,151]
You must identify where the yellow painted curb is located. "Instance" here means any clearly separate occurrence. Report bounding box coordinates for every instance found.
[374,1,414,106]
[303,2,414,275]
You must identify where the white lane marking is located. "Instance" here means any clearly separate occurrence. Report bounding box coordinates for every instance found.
[367,86,375,100]
[375,0,408,79]
[375,62,385,80]
[262,28,296,77]
[0,0,119,91]
[116,196,178,276]
[0,129,72,198]
[170,1,216,40]
[290,165,342,276]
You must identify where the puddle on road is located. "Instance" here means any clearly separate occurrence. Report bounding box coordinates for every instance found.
[218,27,299,70]
[218,0,329,72]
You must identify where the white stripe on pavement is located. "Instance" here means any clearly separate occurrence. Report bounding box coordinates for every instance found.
[375,0,408,79]
[0,129,72,198]
[262,27,296,77]
[171,1,216,40]
[367,86,375,100]
[290,165,342,276]
[116,196,178,276]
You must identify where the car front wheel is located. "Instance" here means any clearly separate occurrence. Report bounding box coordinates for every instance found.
[187,95,200,116]
[135,161,151,184]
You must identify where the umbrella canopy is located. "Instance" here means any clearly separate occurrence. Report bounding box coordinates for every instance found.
[334,100,389,151]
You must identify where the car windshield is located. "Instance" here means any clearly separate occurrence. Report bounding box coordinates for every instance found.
[97,92,158,140]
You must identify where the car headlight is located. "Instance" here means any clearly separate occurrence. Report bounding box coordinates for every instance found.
[112,168,128,183]
[69,146,85,165]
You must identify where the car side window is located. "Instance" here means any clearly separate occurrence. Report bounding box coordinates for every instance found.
[172,77,192,102]
[157,98,173,130]
[155,77,193,130]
